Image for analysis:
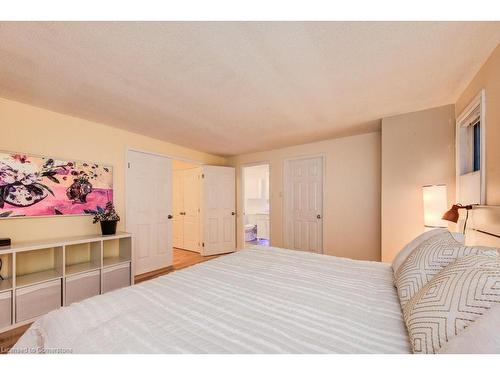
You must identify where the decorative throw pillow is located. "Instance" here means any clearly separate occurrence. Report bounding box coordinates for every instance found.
[392,228,448,274]
[403,253,500,354]
[394,231,498,307]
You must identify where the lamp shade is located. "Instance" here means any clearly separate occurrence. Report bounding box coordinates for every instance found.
[442,205,460,223]
[422,185,448,228]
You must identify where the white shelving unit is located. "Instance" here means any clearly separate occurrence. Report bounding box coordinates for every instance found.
[0,232,133,333]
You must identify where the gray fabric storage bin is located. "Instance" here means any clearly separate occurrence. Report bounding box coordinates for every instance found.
[65,270,101,306]
[0,290,12,329]
[15,279,61,323]
[102,263,130,293]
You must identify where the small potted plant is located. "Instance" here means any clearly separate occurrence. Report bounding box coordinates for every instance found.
[93,201,120,235]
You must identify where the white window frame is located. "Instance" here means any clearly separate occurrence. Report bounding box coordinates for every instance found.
[456,89,486,205]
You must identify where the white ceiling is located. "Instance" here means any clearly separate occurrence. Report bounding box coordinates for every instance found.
[1,22,499,156]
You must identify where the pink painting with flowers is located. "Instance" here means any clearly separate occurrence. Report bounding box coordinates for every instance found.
[0,152,113,218]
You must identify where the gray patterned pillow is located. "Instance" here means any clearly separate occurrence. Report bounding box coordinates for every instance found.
[394,231,498,307]
[403,253,500,354]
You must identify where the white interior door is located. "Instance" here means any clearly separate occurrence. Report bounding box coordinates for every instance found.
[201,166,236,256]
[126,150,173,275]
[284,156,323,253]
[182,168,201,252]
[172,170,184,249]
[172,168,201,252]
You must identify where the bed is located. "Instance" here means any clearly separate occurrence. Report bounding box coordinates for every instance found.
[12,246,411,354]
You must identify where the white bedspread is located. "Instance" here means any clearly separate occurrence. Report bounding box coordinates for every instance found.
[12,246,411,353]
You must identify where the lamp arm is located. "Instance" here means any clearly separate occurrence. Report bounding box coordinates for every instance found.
[463,209,469,235]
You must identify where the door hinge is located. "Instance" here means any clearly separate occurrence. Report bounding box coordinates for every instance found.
[201,173,205,179]
[128,162,131,169]
[202,242,205,247]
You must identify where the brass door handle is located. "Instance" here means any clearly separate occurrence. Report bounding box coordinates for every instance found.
[317,214,321,219]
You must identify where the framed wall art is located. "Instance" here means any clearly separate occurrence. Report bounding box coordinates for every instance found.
[0,152,113,218]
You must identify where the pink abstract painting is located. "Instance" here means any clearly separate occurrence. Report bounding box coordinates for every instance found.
[0,152,113,218]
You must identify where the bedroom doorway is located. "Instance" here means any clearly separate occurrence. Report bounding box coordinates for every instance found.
[283,155,324,253]
[127,151,237,277]
[242,163,270,248]
[173,162,237,257]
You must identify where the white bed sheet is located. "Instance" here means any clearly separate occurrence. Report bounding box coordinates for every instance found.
[12,246,411,353]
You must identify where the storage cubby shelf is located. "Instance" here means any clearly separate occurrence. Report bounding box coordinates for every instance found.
[65,261,101,276]
[0,232,132,255]
[16,270,62,288]
[0,232,133,333]
[103,256,130,268]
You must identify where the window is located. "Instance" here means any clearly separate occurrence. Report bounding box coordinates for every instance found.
[473,121,480,172]
[456,90,485,205]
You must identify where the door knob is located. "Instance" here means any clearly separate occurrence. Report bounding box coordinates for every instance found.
[168,214,173,219]
[317,214,321,219]
[231,212,236,216]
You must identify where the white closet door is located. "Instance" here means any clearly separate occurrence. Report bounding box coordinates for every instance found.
[201,166,236,256]
[182,168,201,252]
[284,156,323,253]
[126,150,173,275]
[172,170,184,249]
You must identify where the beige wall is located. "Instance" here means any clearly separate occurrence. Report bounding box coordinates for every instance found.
[0,98,225,243]
[456,43,500,205]
[228,132,381,261]
[381,105,456,262]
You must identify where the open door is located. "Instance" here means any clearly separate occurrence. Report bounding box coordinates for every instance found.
[126,150,173,275]
[201,166,236,256]
[173,166,202,252]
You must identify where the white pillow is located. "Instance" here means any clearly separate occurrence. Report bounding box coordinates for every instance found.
[391,229,447,274]
[392,229,464,274]
[403,253,500,353]
[395,231,498,307]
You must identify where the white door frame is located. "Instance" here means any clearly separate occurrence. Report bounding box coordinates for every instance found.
[282,153,326,253]
[240,161,272,247]
[455,89,486,205]
[126,147,203,166]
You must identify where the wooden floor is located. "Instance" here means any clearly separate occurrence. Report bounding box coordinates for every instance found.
[135,248,223,283]
[0,248,225,353]
[0,324,30,354]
